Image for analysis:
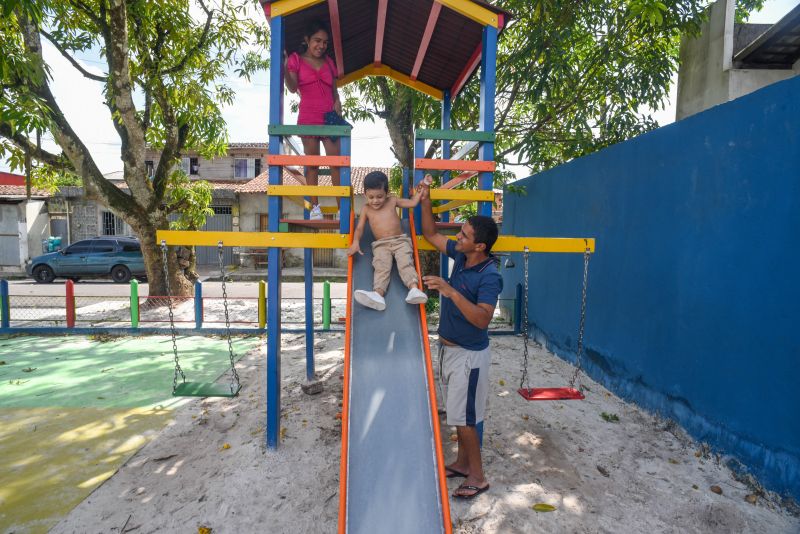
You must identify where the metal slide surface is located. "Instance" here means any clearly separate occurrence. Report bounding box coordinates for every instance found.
[344,221,445,533]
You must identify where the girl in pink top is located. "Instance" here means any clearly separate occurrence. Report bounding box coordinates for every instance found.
[285,21,342,220]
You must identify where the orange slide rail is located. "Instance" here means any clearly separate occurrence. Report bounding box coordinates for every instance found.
[409,215,454,534]
[337,208,355,534]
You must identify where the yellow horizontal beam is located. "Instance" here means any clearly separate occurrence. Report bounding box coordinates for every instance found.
[267,185,351,198]
[157,231,350,249]
[270,0,324,17]
[416,235,596,253]
[433,199,470,214]
[436,0,499,28]
[429,188,494,202]
[337,65,443,100]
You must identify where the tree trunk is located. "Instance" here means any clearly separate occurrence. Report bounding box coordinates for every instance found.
[131,215,193,297]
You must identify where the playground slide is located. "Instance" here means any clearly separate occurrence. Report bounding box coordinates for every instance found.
[338,220,451,533]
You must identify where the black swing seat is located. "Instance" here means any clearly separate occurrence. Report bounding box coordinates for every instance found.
[518,387,585,401]
[173,382,241,398]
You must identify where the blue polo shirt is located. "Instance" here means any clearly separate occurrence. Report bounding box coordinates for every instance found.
[438,239,503,351]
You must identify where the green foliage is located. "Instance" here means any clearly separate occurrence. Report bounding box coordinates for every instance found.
[165,170,213,231]
[345,0,765,182]
[601,412,620,423]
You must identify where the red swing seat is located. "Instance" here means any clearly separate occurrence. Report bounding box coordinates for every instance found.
[518,387,585,401]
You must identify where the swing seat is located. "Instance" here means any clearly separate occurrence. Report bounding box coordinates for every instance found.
[518,387,585,401]
[173,382,241,398]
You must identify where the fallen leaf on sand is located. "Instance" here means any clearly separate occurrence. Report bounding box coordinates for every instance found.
[745,494,757,504]
[198,527,212,534]
[522,415,529,421]
[710,485,723,495]
[499,379,505,386]
[668,458,680,464]
[532,503,557,512]
[221,443,231,450]
[596,465,610,477]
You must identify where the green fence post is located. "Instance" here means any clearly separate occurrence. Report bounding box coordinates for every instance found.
[130,279,139,329]
[322,280,331,330]
[258,279,266,329]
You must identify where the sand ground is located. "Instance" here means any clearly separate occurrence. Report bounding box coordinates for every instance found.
[52,333,799,534]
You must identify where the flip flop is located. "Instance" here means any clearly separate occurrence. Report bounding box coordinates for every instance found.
[445,467,468,479]
[453,483,490,500]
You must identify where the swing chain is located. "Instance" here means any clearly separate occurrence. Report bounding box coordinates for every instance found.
[519,246,531,391]
[218,242,240,393]
[161,241,184,393]
[569,245,591,390]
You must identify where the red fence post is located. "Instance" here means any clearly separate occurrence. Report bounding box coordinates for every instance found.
[65,279,75,328]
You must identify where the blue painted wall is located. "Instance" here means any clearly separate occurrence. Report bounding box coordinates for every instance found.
[501,76,800,499]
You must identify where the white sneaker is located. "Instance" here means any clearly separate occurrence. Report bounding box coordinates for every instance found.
[405,287,428,305]
[309,204,323,220]
[354,290,386,311]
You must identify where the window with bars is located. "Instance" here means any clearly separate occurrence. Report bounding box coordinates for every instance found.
[102,211,124,235]
[212,206,232,215]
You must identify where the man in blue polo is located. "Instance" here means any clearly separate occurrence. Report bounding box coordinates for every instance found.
[419,179,502,500]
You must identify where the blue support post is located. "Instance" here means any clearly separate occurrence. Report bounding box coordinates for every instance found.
[339,135,351,234]
[514,282,523,335]
[478,25,497,218]
[441,89,452,281]
[0,279,9,329]
[266,14,285,449]
[401,168,409,220]
[413,138,425,227]
[304,249,314,382]
[194,281,203,329]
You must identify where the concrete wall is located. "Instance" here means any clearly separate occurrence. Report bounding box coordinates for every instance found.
[677,0,799,120]
[676,0,733,120]
[501,76,800,499]
[25,200,49,259]
[144,148,267,181]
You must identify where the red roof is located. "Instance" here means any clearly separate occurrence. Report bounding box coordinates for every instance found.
[236,166,391,194]
[0,172,49,197]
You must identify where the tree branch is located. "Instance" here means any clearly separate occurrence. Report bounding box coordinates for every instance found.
[159,0,213,76]
[40,29,107,82]
[0,123,75,171]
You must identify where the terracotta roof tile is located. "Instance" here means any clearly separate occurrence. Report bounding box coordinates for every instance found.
[0,184,49,198]
[236,166,391,194]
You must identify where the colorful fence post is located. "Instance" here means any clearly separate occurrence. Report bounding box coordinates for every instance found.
[65,279,75,328]
[322,280,331,330]
[130,279,139,328]
[0,279,9,329]
[194,280,203,329]
[258,280,266,329]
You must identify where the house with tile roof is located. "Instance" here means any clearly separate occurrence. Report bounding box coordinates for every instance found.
[0,172,51,272]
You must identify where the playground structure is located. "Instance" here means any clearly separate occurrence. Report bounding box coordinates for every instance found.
[152,0,596,532]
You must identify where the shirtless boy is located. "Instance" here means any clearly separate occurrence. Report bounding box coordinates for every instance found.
[347,171,429,311]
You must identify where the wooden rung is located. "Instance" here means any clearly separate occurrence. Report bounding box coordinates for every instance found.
[157,230,350,249]
[269,124,351,137]
[415,158,495,172]
[415,235,596,253]
[428,188,495,202]
[267,154,351,167]
[280,219,340,229]
[267,185,351,197]
[440,171,477,189]
[415,128,495,142]
[432,199,471,214]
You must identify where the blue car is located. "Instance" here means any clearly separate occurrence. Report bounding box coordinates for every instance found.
[26,236,147,283]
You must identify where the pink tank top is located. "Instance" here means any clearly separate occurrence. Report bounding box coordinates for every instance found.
[289,53,336,125]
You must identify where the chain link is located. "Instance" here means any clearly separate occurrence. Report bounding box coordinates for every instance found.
[519,247,530,391]
[162,241,184,393]
[218,242,240,393]
[569,245,591,390]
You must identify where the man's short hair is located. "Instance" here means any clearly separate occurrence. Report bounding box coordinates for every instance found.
[467,215,499,253]
[363,171,389,192]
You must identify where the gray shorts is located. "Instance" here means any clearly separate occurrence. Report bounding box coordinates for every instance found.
[438,343,490,427]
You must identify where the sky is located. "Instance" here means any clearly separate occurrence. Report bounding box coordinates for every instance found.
[1,0,798,177]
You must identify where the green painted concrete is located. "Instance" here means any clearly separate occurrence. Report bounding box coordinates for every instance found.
[0,335,263,409]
